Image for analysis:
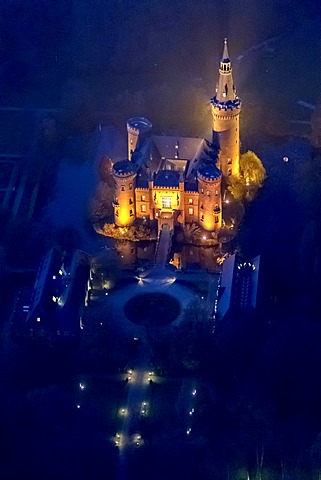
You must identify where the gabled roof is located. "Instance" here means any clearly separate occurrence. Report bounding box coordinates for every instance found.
[152,135,205,163]
[154,170,180,188]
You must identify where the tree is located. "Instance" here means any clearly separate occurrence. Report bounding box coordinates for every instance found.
[240,151,266,186]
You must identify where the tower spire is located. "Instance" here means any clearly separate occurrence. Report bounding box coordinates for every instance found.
[222,37,229,61]
[216,38,235,102]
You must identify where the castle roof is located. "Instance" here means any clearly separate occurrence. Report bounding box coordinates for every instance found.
[154,170,180,188]
[198,164,222,180]
[152,135,204,162]
[112,159,137,176]
[213,38,240,106]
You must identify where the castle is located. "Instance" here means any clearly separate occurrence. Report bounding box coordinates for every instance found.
[112,39,241,233]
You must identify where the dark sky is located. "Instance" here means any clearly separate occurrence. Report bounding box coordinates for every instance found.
[0,0,320,134]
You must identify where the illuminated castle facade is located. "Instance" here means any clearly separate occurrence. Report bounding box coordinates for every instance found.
[112,39,241,233]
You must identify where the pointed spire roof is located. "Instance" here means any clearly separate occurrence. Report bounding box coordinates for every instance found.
[222,37,229,61]
[215,38,237,103]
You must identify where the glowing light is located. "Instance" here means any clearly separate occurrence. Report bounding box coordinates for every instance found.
[76,404,81,409]
[202,236,207,240]
[79,382,85,390]
[186,428,192,435]
[192,389,197,396]
[36,317,41,322]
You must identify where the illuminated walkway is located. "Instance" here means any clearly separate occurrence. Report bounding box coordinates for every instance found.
[113,342,152,480]
[154,223,172,268]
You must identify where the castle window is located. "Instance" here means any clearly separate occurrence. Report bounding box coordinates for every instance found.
[130,139,133,145]
[215,190,218,196]
[227,158,232,165]
[130,209,133,216]
[200,203,203,210]
[206,191,210,196]
[201,188,204,194]
[188,198,193,205]
[129,183,133,190]
[162,197,172,209]
[188,207,193,215]
[141,205,146,213]
[141,195,146,201]
[215,215,219,223]
[115,211,119,217]
[129,198,133,205]
[228,169,232,176]
[121,185,125,191]
[200,214,204,222]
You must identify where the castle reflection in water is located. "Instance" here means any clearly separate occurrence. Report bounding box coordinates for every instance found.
[114,240,220,273]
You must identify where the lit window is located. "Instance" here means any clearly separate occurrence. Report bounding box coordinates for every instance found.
[188,208,193,215]
[52,296,57,303]
[129,183,133,190]
[215,190,218,196]
[121,185,125,191]
[162,197,172,209]
[201,188,204,194]
[206,191,210,196]
[141,205,146,212]
[188,198,193,205]
[130,139,133,144]
[141,195,146,201]
[36,317,41,322]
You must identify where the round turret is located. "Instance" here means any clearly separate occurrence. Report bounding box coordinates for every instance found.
[197,165,222,231]
[127,117,152,159]
[112,160,137,227]
[112,159,137,178]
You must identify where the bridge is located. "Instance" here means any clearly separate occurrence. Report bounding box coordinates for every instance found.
[154,223,172,268]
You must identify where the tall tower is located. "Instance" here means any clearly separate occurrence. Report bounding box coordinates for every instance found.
[211,39,241,178]
[197,165,222,231]
[127,117,152,160]
[112,160,137,227]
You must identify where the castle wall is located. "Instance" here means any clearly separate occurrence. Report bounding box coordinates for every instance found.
[212,108,240,177]
[135,187,151,219]
[197,175,222,231]
[183,191,199,224]
[113,172,137,227]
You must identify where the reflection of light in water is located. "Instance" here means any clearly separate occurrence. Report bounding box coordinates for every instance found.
[136,266,176,285]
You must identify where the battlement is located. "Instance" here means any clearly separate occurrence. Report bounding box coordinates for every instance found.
[112,159,137,178]
[197,165,222,182]
[127,117,152,135]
